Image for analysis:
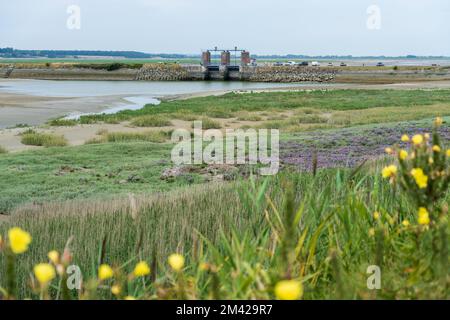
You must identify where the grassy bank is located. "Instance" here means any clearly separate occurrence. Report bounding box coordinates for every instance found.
[1,158,448,299]
[76,90,450,132]
[0,142,186,213]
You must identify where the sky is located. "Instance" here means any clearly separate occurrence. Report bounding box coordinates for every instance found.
[0,0,449,56]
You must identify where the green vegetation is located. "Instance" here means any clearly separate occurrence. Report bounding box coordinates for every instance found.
[104,131,170,143]
[1,157,449,298]
[20,131,68,147]
[130,115,172,127]
[0,88,449,300]
[77,90,450,129]
[0,142,184,213]
[0,146,7,154]
[48,118,78,127]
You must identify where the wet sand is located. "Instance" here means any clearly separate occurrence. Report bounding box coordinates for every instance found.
[0,91,135,128]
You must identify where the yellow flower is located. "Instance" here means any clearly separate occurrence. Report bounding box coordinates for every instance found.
[98,264,114,280]
[424,133,430,140]
[432,145,441,152]
[368,228,375,237]
[399,150,408,161]
[168,254,185,272]
[34,263,56,285]
[373,211,381,220]
[434,117,443,127]
[402,220,410,227]
[385,147,393,155]
[447,149,450,157]
[382,165,397,179]
[274,280,303,300]
[411,168,428,189]
[124,296,136,300]
[199,262,209,271]
[133,261,150,277]
[111,285,121,296]
[411,134,423,146]
[428,157,434,165]
[48,250,59,265]
[418,207,430,226]
[8,227,32,254]
[401,135,410,142]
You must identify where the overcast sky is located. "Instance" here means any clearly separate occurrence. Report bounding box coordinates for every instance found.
[0,0,449,56]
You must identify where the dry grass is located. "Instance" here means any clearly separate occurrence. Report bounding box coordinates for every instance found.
[20,131,68,147]
[130,115,172,127]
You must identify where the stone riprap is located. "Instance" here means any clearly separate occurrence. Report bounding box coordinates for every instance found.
[135,64,190,81]
[241,66,337,82]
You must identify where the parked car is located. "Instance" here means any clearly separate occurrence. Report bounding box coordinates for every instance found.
[328,62,333,66]
[340,62,347,67]
[273,62,283,66]
[311,61,320,67]
[300,61,309,66]
[376,62,385,67]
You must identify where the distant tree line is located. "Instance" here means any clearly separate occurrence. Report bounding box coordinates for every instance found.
[0,48,448,60]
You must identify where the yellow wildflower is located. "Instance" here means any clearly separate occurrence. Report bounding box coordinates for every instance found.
[373,211,381,220]
[111,285,121,296]
[411,168,428,189]
[411,134,423,146]
[274,280,303,300]
[385,147,393,155]
[124,296,136,300]
[432,145,441,152]
[199,262,209,271]
[48,250,59,265]
[34,263,56,285]
[434,117,443,127]
[399,150,408,160]
[447,149,450,157]
[168,254,185,272]
[418,207,430,226]
[133,261,150,277]
[401,135,410,142]
[382,165,397,179]
[428,157,434,165]
[98,264,114,281]
[8,227,32,254]
[402,220,410,227]
[368,228,375,237]
[424,133,430,140]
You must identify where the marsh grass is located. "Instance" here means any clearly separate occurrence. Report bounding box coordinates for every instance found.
[48,119,78,127]
[20,132,68,147]
[192,118,222,130]
[0,146,7,154]
[105,131,170,143]
[1,164,448,299]
[131,115,172,127]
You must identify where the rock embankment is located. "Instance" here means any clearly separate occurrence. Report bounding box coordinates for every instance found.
[135,64,190,81]
[243,66,337,82]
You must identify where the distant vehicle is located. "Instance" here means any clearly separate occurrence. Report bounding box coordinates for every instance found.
[340,62,347,67]
[300,61,309,66]
[431,63,439,67]
[287,61,297,66]
[311,61,320,67]
[273,62,283,66]
[328,62,333,66]
[376,62,385,67]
